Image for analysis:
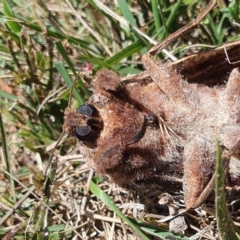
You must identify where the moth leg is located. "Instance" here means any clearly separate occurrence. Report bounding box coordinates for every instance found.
[183,138,214,209]
[222,69,240,147]
[184,139,240,209]
[224,68,240,120]
[125,114,158,146]
[228,140,240,159]
[224,68,240,103]
[142,55,189,104]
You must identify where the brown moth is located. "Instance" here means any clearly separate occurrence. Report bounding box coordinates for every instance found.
[63,0,240,209]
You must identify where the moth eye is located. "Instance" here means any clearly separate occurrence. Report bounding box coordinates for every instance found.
[75,125,92,141]
[77,104,98,117]
[76,104,102,142]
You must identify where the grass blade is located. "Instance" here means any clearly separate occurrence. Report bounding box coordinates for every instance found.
[117,0,137,27]
[215,141,239,240]
[55,62,84,105]
[151,0,162,33]
[0,89,17,101]
[3,0,22,34]
[55,41,90,98]
[90,181,150,240]
[0,113,15,201]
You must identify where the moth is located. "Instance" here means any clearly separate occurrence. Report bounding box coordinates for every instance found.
[63,0,240,209]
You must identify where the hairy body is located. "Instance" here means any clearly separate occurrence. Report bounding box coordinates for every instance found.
[63,0,240,208]
[71,59,240,209]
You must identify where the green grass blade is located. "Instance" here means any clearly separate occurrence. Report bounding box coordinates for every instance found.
[104,40,146,67]
[55,41,90,98]
[215,141,239,240]
[90,181,150,240]
[55,62,84,105]
[0,113,16,201]
[151,0,162,33]
[117,0,137,27]
[229,0,240,21]
[3,0,22,34]
[0,89,17,101]
[166,0,182,29]
[55,41,77,75]
[18,20,97,54]
[130,218,190,239]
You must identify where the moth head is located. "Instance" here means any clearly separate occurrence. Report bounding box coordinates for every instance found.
[63,104,103,144]
[75,104,103,141]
